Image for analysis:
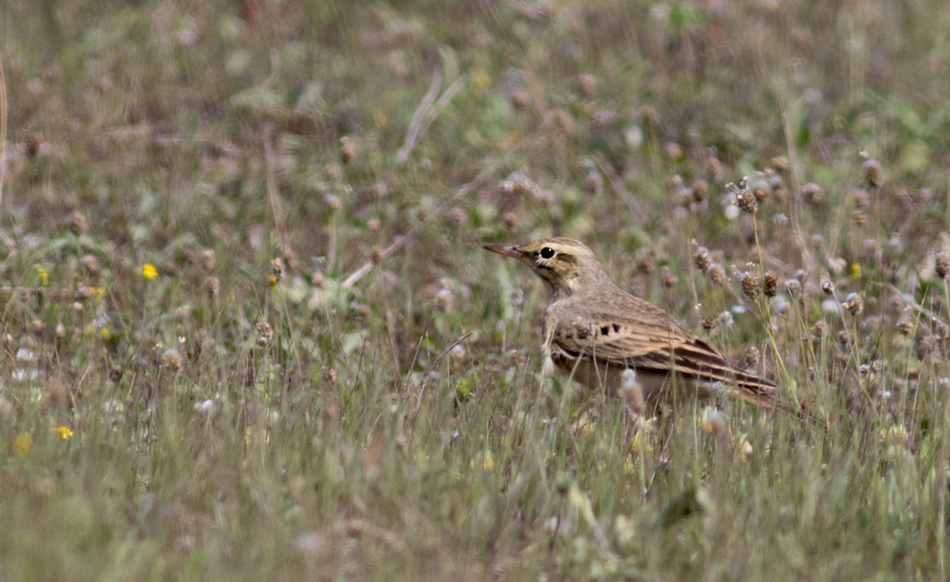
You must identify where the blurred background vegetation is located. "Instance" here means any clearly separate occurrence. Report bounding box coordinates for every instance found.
[3,0,950,580]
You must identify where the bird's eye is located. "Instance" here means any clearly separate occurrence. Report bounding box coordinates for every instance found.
[539,247,556,259]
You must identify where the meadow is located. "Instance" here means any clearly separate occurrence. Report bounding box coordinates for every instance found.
[2,1,950,580]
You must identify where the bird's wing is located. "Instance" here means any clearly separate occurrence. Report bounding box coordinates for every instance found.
[547,300,775,406]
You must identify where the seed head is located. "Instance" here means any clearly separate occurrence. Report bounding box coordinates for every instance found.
[325,194,343,210]
[763,272,778,297]
[447,207,464,223]
[161,349,183,373]
[843,292,864,315]
[576,73,596,96]
[204,276,220,298]
[701,316,716,331]
[771,156,789,172]
[751,180,771,202]
[81,254,101,274]
[936,251,950,279]
[862,158,883,188]
[664,142,683,160]
[851,211,868,226]
[256,321,273,347]
[802,183,823,205]
[708,263,727,284]
[852,188,870,208]
[735,189,758,214]
[367,218,381,231]
[583,170,604,195]
[640,104,659,126]
[370,245,384,263]
[691,180,708,203]
[741,272,761,298]
[821,280,834,295]
[271,257,285,278]
[896,316,914,336]
[202,249,216,271]
[693,246,711,272]
[742,345,760,369]
[502,212,520,231]
[662,269,678,287]
[109,364,123,382]
[71,211,90,236]
[636,249,655,274]
[810,321,826,340]
[706,156,723,181]
[340,141,356,164]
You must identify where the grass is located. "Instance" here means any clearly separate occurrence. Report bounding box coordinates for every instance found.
[2,0,950,579]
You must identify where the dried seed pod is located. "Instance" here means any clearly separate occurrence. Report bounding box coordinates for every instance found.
[852,188,870,208]
[706,156,723,181]
[583,170,603,195]
[691,180,708,203]
[771,156,789,172]
[843,292,864,315]
[863,158,883,188]
[708,263,727,284]
[204,276,220,298]
[161,349,183,373]
[937,251,950,279]
[896,316,914,336]
[701,316,716,331]
[693,247,711,272]
[202,249,216,271]
[576,73,596,96]
[635,249,655,274]
[802,183,823,204]
[763,272,778,297]
[821,280,834,294]
[742,345,760,369]
[735,190,758,214]
[741,272,761,298]
[640,104,659,126]
[71,211,90,236]
[751,180,772,202]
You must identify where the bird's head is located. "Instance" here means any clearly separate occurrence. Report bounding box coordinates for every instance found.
[483,237,611,298]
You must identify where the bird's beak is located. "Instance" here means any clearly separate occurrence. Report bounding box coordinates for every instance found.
[483,244,525,259]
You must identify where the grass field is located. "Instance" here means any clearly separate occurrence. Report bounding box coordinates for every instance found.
[3,1,950,580]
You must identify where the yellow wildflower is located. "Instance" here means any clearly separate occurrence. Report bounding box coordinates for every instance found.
[37,267,49,286]
[15,432,32,456]
[94,287,106,303]
[851,262,861,279]
[55,426,74,440]
[474,72,491,89]
[100,328,111,340]
[373,109,387,128]
[141,264,159,280]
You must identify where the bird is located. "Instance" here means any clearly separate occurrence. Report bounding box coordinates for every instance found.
[484,237,779,416]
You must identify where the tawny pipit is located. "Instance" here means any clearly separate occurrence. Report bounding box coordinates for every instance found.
[485,237,776,414]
